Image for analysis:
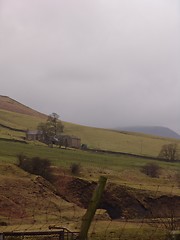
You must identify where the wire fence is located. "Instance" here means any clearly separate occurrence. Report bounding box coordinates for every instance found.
[0,181,179,240]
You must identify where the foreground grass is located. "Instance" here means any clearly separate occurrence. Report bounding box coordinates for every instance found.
[88,220,167,240]
[0,219,168,240]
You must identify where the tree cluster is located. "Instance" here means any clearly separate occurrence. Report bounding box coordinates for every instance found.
[38,113,64,145]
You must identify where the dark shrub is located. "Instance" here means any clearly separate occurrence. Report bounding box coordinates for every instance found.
[141,162,161,178]
[70,163,81,175]
[0,221,8,226]
[17,155,53,182]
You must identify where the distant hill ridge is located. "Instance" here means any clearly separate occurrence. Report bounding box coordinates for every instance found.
[118,126,180,139]
[0,95,46,119]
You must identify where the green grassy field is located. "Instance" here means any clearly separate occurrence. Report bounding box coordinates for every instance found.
[0,108,179,194]
[64,121,180,157]
[1,109,180,158]
[0,109,44,130]
[0,139,179,194]
[0,102,179,240]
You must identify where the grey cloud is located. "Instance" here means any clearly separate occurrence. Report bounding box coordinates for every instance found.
[0,0,180,133]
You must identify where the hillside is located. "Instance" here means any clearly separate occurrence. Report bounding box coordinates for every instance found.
[0,163,84,229]
[118,126,180,139]
[0,159,179,240]
[0,96,180,157]
[0,97,179,238]
[1,162,179,228]
[0,95,46,119]
[0,97,179,236]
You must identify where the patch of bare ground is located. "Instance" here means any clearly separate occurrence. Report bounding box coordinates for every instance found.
[1,163,180,228]
[54,174,180,220]
[0,95,46,118]
[0,164,82,225]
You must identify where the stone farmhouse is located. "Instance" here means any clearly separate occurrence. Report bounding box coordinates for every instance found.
[26,130,44,141]
[26,130,81,149]
[58,135,81,149]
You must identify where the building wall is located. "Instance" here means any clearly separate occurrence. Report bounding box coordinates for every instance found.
[71,138,81,148]
[26,133,43,141]
[60,136,81,149]
[26,134,36,141]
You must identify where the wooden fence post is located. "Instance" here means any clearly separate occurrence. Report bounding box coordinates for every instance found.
[0,234,4,240]
[79,176,107,240]
[171,231,180,240]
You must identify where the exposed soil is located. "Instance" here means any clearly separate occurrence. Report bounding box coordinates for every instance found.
[0,164,180,225]
[54,174,180,220]
[0,175,56,218]
[0,164,77,223]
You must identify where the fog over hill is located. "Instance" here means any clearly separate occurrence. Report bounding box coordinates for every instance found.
[117,126,180,139]
[1,1,180,135]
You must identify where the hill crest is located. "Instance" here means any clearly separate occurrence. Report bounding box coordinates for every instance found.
[118,126,180,139]
[0,95,46,119]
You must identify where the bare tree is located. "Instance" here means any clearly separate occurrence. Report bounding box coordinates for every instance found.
[38,113,64,145]
[158,143,178,161]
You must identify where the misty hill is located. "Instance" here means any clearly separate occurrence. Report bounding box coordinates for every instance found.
[118,126,180,139]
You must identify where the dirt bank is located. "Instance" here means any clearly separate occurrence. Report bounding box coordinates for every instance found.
[54,175,180,219]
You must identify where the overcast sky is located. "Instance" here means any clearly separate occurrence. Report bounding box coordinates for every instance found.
[0,0,180,133]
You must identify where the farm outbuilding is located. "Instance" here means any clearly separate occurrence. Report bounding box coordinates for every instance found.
[26,130,44,141]
[58,135,81,149]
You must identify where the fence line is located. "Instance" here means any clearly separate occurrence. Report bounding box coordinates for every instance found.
[0,182,179,240]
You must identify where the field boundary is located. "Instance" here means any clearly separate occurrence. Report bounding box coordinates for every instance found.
[85,148,180,162]
[0,123,26,132]
[0,138,27,144]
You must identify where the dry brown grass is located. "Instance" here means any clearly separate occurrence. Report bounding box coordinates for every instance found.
[0,163,84,231]
[0,95,46,118]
